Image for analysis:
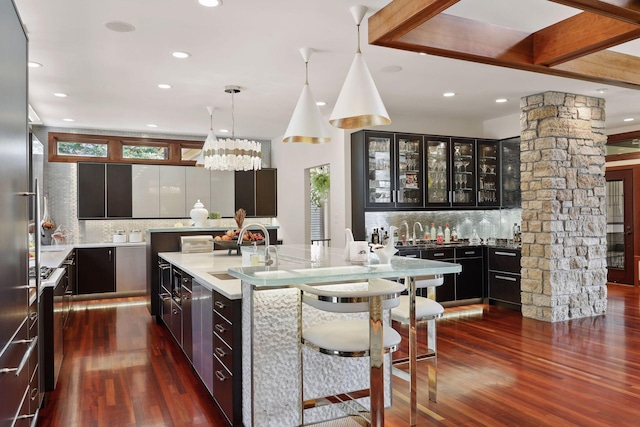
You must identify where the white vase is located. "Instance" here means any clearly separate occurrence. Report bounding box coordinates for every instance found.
[190,199,209,228]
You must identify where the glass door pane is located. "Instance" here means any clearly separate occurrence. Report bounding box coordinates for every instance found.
[425,138,449,206]
[452,139,476,206]
[396,135,423,206]
[367,136,393,206]
[606,169,634,285]
[477,140,499,206]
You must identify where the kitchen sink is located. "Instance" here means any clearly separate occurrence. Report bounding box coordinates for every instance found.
[207,271,237,280]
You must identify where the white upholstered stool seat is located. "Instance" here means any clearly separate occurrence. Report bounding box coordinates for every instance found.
[297,278,404,426]
[303,319,401,355]
[392,295,444,323]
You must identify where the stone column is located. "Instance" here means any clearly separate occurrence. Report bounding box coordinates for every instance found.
[520,91,607,322]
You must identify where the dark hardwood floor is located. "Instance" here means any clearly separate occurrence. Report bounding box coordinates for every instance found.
[37,284,640,426]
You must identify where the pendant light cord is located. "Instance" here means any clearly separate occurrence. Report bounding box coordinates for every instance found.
[356,23,361,54]
[231,90,236,139]
[305,61,309,85]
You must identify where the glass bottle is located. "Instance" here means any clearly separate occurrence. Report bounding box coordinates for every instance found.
[469,229,481,245]
[444,223,451,243]
[430,223,436,242]
[451,227,458,242]
[436,226,444,244]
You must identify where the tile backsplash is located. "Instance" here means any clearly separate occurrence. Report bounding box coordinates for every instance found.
[32,125,273,244]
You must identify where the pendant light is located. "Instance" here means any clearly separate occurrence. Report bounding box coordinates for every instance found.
[204,86,262,171]
[283,48,331,144]
[329,5,391,129]
[196,106,215,167]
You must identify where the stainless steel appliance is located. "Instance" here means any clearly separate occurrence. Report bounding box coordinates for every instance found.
[62,252,75,327]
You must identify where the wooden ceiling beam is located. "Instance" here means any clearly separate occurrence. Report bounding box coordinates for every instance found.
[532,12,640,66]
[549,0,640,24]
[369,0,460,44]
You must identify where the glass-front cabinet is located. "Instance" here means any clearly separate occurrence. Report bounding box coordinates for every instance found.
[451,138,476,207]
[425,137,450,206]
[364,132,423,208]
[500,136,521,207]
[477,140,500,207]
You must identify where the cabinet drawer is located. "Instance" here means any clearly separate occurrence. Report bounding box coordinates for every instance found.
[456,246,483,258]
[488,248,521,273]
[213,356,234,423]
[213,334,233,371]
[213,311,234,349]
[423,248,454,260]
[489,271,521,304]
[213,291,234,323]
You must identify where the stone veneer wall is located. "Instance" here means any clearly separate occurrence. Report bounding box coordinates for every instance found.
[520,92,607,322]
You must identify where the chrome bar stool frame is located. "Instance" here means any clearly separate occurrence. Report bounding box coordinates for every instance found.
[391,275,445,426]
[297,278,405,427]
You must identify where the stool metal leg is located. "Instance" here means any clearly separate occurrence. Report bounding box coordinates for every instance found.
[427,317,437,401]
[407,276,418,426]
[369,294,384,427]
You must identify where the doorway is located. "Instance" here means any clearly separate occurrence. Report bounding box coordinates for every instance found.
[306,165,330,246]
[606,169,634,285]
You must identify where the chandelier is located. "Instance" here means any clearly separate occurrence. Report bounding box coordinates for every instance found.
[203,85,262,171]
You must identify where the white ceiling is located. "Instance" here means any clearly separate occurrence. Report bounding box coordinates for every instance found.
[14,0,640,140]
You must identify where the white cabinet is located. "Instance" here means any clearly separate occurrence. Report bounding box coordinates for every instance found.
[210,170,235,217]
[185,167,211,215]
[116,246,146,293]
[132,164,160,217]
[160,166,186,217]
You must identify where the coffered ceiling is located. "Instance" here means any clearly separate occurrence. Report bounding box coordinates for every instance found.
[14,0,640,140]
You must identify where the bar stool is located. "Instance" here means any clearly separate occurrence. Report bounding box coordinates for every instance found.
[297,278,404,426]
[391,274,444,426]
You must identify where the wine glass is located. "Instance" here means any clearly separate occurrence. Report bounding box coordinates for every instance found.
[461,174,467,190]
[462,161,469,173]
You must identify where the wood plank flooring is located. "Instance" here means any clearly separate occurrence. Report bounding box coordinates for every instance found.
[37,284,640,426]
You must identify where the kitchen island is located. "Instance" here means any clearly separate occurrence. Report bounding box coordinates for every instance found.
[159,245,461,426]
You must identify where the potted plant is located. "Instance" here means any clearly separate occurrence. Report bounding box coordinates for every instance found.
[310,168,330,208]
[208,211,221,227]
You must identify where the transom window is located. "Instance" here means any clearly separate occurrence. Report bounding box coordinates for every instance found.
[48,132,202,166]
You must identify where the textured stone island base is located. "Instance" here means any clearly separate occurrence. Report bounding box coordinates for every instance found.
[241,282,393,426]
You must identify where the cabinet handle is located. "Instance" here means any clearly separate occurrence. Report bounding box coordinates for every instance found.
[494,251,516,257]
[433,252,445,257]
[215,347,227,358]
[215,324,226,334]
[0,336,37,377]
[404,254,417,258]
[214,301,226,309]
[464,251,476,255]
[108,250,112,262]
[495,275,517,282]
[30,387,39,401]
[215,370,228,381]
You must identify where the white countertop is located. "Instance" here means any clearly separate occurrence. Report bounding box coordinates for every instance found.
[158,251,243,300]
[148,225,278,233]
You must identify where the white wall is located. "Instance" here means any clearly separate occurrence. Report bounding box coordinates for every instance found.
[483,113,520,139]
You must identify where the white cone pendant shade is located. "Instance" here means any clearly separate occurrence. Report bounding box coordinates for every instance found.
[329,5,390,130]
[283,48,331,143]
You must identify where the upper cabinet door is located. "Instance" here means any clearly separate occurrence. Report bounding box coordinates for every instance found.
[106,164,132,217]
[395,134,423,208]
[451,138,476,207]
[159,166,186,218]
[477,140,500,207]
[210,171,235,218]
[500,137,521,208]
[255,169,277,217]
[185,167,211,215]
[425,137,451,207]
[132,164,160,218]
[78,163,106,219]
[365,132,395,208]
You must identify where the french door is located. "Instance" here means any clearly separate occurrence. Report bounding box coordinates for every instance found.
[606,169,634,285]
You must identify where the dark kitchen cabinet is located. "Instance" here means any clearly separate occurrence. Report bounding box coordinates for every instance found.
[477,139,500,207]
[500,137,521,208]
[78,162,132,219]
[213,291,243,426]
[488,247,522,309]
[76,247,116,294]
[421,246,484,303]
[181,275,193,362]
[422,248,455,302]
[41,272,65,391]
[235,168,277,217]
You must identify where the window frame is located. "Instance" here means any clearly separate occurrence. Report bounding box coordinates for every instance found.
[48,132,203,166]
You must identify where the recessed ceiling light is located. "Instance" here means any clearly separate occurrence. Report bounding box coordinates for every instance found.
[596,88,607,94]
[219,129,229,133]
[623,118,635,122]
[158,84,172,89]
[495,98,508,103]
[419,52,427,56]
[105,21,136,33]
[316,101,326,107]
[443,92,456,97]
[196,0,222,7]
[380,65,403,73]
[147,124,158,128]
[62,118,75,122]
[172,51,191,59]
[28,61,42,68]
[53,92,68,98]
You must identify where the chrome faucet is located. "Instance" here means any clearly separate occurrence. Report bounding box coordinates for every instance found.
[238,223,277,265]
[413,222,423,244]
[401,220,410,245]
